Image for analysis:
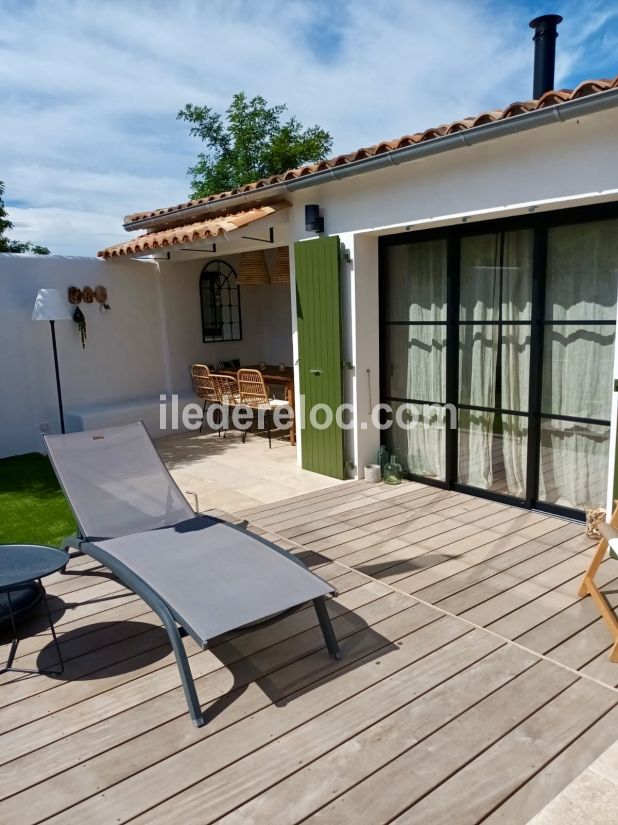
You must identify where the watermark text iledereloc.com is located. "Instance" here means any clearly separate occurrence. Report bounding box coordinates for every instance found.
[160,394,457,432]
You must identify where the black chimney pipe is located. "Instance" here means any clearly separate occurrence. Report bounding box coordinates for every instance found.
[529,14,563,98]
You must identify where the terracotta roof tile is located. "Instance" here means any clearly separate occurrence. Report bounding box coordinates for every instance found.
[98,202,289,259]
[472,111,503,125]
[124,77,618,226]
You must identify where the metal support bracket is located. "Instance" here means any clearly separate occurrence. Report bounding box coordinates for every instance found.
[340,245,352,264]
[178,243,217,253]
[240,227,274,244]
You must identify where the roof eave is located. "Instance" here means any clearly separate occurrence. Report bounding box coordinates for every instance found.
[124,87,618,234]
[100,202,289,260]
[123,186,287,232]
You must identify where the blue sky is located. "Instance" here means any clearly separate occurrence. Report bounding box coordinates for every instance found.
[1,0,616,255]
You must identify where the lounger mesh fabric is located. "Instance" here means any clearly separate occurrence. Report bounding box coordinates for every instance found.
[97,516,333,644]
[45,421,340,725]
[45,423,194,540]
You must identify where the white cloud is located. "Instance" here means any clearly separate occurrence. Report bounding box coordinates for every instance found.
[1,0,616,255]
[7,205,138,256]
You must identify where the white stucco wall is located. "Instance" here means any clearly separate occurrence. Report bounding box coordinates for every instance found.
[286,106,618,478]
[345,233,380,474]
[0,252,293,458]
[288,107,618,241]
[158,254,292,396]
[0,254,165,456]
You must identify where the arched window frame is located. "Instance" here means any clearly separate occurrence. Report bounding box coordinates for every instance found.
[199,260,242,343]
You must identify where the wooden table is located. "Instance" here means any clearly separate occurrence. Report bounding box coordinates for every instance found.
[216,364,296,446]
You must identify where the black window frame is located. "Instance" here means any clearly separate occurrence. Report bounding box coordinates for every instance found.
[199,259,242,343]
[379,201,618,520]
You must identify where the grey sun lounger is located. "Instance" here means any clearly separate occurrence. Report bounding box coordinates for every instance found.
[44,422,340,726]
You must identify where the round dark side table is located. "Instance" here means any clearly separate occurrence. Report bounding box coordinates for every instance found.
[0,545,68,676]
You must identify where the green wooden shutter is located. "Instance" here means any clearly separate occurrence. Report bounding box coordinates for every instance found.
[295,236,345,479]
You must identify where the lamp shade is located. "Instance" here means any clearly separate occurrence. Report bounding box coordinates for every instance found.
[32,289,73,321]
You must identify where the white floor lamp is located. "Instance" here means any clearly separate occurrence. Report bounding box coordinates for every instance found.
[32,289,73,434]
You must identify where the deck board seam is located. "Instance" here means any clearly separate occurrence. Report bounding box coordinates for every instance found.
[344,522,586,590]
[0,585,415,751]
[0,577,392,720]
[277,494,505,542]
[405,529,586,602]
[470,702,618,825]
[0,602,446,810]
[3,484,615,825]
[0,604,439,804]
[293,668,584,825]
[322,509,562,568]
[433,544,592,614]
[286,501,573,557]
[17,618,477,823]
[248,517,618,698]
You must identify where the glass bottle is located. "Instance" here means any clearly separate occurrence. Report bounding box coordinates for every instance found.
[377,445,389,477]
[383,454,402,485]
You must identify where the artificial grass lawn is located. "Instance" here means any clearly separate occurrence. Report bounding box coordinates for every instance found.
[0,453,75,547]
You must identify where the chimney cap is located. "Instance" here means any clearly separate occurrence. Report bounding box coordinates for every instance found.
[529,14,563,33]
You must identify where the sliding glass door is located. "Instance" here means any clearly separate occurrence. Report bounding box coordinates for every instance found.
[382,239,447,481]
[538,219,618,510]
[380,207,618,518]
[458,230,533,500]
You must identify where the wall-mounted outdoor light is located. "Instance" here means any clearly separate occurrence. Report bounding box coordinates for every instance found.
[304,204,324,234]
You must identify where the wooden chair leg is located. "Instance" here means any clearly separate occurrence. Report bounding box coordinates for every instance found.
[578,539,609,597]
[578,501,618,596]
[578,500,618,660]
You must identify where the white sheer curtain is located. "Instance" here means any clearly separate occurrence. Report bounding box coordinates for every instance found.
[459,234,499,490]
[385,220,617,509]
[501,231,533,499]
[386,241,446,480]
[458,230,532,496]
[539,219,618,509]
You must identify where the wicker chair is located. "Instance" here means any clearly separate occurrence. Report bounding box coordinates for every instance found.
[210,374,241,438]
[237,369,287,448]
[189,364,219,433]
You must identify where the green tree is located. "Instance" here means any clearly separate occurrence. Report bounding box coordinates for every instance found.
[178,92,333,199]
[0,181,50,254]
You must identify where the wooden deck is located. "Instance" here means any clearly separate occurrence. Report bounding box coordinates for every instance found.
[1,480,618,824]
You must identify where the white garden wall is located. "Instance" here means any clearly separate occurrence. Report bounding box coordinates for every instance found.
[0,252,293,458]
[0,254,165,457]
